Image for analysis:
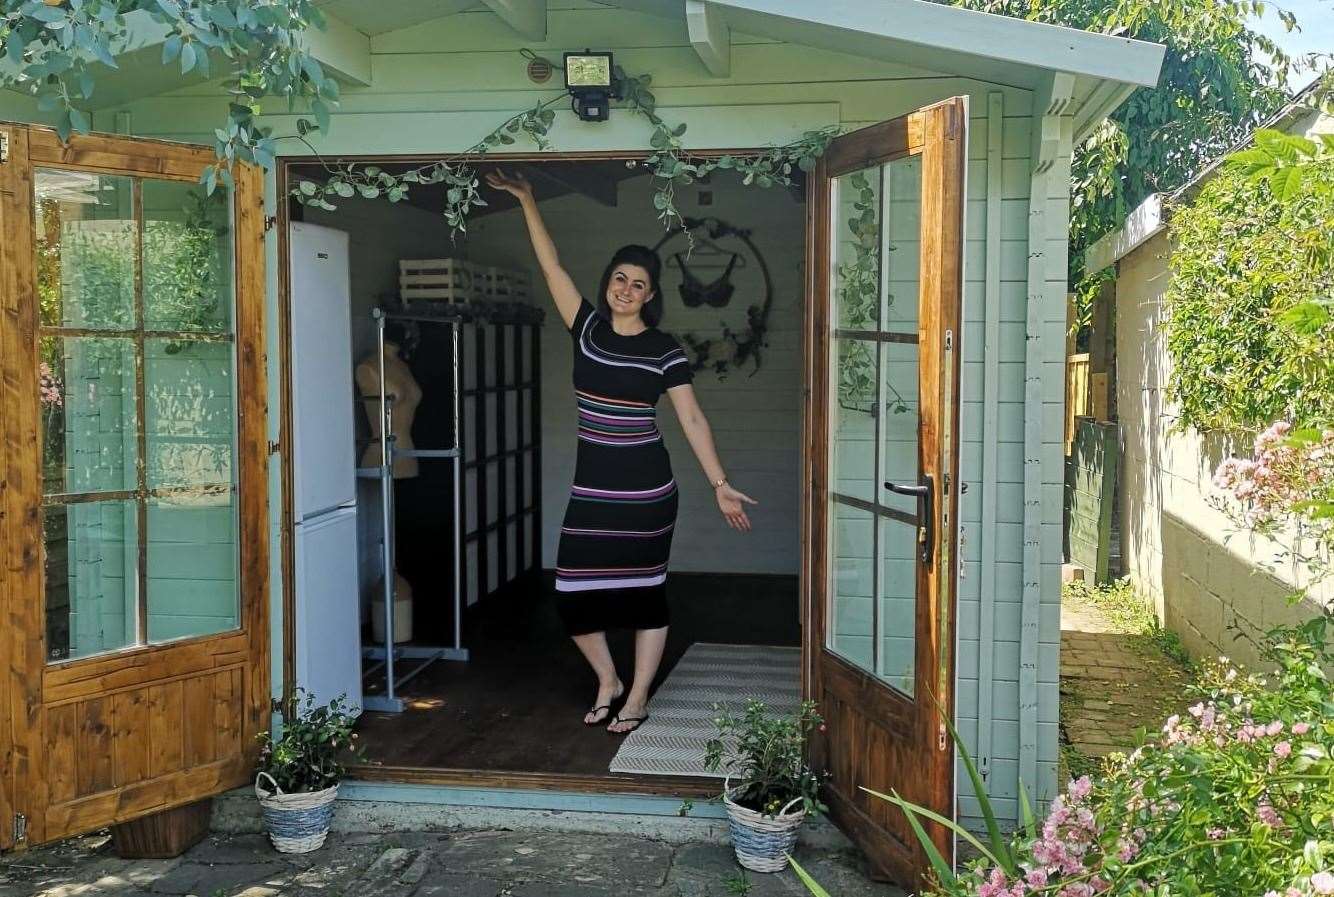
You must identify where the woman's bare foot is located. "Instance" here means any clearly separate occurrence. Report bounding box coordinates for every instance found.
[584,679,624,725]
[607,701,649,734]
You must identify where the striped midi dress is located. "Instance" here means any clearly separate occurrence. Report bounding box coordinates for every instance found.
[556,300,693,635]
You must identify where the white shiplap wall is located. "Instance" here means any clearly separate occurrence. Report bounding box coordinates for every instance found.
[463,171,806,574]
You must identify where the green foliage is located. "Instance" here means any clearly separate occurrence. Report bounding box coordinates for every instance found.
[722,870,753,896]
[1,0,337,187]
[796,626,1334,897]
[291,99,561,234]
[1164,139,1334,433]
[704,699,828,817]
[616,67,836,235]
[952,0,1296,303]
[291,65,838,242]
[255,689,363,793]
[145,188,231,347]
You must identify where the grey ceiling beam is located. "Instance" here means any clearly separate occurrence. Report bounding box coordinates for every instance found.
[481,0,548,41]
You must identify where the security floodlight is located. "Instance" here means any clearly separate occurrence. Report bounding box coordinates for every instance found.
[564,50,615,122]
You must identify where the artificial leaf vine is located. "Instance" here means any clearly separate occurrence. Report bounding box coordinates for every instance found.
[288,62,838,242]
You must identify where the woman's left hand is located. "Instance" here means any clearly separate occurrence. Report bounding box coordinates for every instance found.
[716,483,758,532]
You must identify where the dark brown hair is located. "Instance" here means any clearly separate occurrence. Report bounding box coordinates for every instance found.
[596,244,663,327]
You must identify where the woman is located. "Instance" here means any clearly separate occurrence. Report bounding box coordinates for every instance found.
[486,168,757,735]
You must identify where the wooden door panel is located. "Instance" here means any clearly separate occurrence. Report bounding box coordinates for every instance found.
[0,123,268,848]
[41,665,246,840]
[803,99,965,887]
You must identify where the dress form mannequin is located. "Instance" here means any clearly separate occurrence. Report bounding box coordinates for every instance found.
[356,341,421,479]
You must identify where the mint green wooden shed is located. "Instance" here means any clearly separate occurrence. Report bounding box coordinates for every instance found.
[0,0,1163,884]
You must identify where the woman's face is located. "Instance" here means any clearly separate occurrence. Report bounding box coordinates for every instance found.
[605,263,654,317]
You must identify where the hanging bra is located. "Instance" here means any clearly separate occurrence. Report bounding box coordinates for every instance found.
[674,251,740,308]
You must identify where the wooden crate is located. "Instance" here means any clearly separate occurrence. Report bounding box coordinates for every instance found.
[399,258,475,302]
[477,265,532,300]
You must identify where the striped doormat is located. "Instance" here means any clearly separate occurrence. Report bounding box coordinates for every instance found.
[607,642,801,778]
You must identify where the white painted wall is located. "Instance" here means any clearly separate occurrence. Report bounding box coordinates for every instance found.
[1116,229,1332,671]
[463,170,806,574]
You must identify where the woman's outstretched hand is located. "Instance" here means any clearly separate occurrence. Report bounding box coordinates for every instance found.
[485,168,533,201]
[716,483,757,532]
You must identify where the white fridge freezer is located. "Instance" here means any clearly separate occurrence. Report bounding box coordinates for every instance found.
[294,506,362,713]
[289,222,361,714]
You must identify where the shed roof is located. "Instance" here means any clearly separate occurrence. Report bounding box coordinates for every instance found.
[3,0,1164,140]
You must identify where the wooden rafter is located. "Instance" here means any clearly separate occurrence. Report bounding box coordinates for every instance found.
[685,0,730,78]
[481,0,547,41]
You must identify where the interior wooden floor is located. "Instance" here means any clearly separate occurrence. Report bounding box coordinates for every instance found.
[353,572,800,778]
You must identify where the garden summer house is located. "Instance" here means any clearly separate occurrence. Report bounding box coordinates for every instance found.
[0,0,1164,886]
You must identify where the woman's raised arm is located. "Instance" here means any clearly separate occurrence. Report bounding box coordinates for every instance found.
[485,168,582,329]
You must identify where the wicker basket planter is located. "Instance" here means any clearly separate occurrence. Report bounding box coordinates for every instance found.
[255,772,338,854]
[723,777,807,873]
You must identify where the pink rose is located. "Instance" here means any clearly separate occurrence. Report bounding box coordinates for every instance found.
[1292,722,1311,735]
[1274,741,1292,759]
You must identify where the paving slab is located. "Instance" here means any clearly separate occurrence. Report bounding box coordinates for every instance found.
[1060,588,1192,768]
[3,828,898,897]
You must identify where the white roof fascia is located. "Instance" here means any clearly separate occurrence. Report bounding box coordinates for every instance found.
[1084,192,1164,272]
[1072,79,1136,143]
[687,0,1165,89]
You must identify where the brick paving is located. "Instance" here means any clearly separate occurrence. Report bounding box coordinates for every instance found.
[0,829,900,897]
[1059,592,1193,767]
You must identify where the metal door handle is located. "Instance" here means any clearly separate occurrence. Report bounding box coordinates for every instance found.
[884,475,933,564]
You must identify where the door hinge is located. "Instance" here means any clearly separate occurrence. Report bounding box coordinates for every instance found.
[264,215,277,232]
[13,812,26,844]
[267,439,281,455]
[0,132,10,164]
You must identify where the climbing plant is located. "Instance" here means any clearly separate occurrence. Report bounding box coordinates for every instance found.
[952,0,1304,323]
[0,0,338,190]
[290,65,837,240]
[1164,129,1334,433]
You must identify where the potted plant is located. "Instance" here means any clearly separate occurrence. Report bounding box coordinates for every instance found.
[704,699,828,873]
[253,689,363,854]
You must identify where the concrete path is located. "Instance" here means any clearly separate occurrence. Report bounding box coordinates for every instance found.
[1059,591,1192,766]
[1,829,902,897]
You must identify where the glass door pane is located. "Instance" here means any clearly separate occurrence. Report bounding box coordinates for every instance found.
[878,516,918,695]
[829,503,875,670]
[37,167,242,663]
[825,150,924,699]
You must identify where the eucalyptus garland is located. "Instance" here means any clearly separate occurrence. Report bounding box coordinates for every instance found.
[290,64,838,240]
[0,0,337,191]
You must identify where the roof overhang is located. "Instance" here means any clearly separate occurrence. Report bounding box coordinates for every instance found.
[4,0,1164,135]
[612,0,1164,139]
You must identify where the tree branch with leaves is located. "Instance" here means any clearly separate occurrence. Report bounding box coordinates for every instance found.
[1,0,338,192]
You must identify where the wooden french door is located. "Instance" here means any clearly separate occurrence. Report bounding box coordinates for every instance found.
[803,99,965,886]
[0,124,269,848]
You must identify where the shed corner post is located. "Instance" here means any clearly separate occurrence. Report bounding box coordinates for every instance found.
[1023,71,1075,814]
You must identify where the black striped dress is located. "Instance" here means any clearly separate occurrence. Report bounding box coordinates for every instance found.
[556,300,693,635]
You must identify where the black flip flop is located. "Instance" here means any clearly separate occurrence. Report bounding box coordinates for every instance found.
[607,714,649,735]
[584,686,624,726]
[583,703,616,726]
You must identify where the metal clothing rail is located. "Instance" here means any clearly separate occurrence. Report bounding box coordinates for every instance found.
[357,306,467,714]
